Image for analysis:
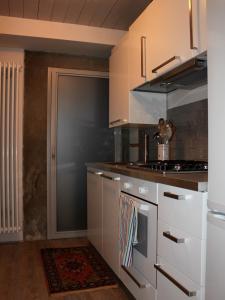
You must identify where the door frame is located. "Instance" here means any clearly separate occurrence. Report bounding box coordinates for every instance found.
[47,67,109,239]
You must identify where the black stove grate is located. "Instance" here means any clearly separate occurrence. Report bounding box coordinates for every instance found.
[128,160,208,173]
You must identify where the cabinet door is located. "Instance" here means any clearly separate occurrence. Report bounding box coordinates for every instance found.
[198,0,207,53]
[149,0,200,78]
[87,171,102,254]
[109,33,129,127]
[102,176,120,275]
[129,5,152,90]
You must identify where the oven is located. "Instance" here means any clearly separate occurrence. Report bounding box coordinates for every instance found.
[119,175,158,300]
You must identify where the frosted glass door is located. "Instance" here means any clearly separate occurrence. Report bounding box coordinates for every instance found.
[56,74,113,232]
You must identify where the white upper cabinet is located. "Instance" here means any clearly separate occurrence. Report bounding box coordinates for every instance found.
[129,6,152,90]
[109,33,130,127]
[128,0,207,88]
[149,0,206,78]
[109,32,167,128]
[109,0,206,127]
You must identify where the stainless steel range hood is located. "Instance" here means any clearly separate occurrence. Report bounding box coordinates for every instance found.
[134,52,207,93]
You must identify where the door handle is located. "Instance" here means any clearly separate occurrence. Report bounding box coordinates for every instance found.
[141,36,147,78]
[189,0,198,50]
[52,148,56,160]
[121,266,150,289]
[163,191,187,200]
[101,174,120,181]
[87,170,103,176]
[152,56,180,74]
[109,119,127,126]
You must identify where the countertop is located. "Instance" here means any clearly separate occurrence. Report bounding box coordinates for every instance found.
[86,162,208,192]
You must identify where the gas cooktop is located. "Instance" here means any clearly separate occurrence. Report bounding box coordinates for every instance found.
[127,160,208,174]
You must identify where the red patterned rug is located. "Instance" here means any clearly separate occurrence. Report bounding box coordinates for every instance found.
[41,246,118,295]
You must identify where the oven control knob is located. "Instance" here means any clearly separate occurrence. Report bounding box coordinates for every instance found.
[124,182,132,189]
[139,187,148,195]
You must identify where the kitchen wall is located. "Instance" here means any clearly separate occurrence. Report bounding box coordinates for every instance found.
[167,85,208,161]
[119,84,208,162]
[24,51,109,240]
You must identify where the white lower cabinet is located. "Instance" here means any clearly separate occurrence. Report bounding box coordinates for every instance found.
[156,184,207,300]
[88,172,207,300]
[158,221,206,286]
[102,173,120,276]
[87,169,103,254]
[87,168,120,276]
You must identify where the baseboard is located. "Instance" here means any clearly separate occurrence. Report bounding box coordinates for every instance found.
[48,230,87,240]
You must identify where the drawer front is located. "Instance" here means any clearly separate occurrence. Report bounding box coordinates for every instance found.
[158,221,206,285]
[158,184,207,239]
[156,259,204,300]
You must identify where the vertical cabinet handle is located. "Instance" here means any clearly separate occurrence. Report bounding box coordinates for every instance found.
[189,0,198,50]
[141,36,147,78]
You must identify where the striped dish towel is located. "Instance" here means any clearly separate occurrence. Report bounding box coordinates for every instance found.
[120,193,138,267]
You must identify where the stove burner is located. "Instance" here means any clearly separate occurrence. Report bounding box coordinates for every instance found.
[128,160,208,173]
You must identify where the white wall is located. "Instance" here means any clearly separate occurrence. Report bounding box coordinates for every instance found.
[0,48,24,64]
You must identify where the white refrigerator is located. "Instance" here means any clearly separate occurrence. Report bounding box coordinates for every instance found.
[206,0,225,299]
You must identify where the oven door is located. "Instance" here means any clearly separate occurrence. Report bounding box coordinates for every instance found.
[120,192,157,289]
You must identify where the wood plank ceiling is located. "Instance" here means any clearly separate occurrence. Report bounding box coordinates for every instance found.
[0,0,151,30]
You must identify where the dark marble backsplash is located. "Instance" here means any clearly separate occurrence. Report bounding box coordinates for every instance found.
[119,99,208,162]
[167,99,208,161]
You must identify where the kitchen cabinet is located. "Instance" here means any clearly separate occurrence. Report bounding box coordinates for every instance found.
[128,5,152,89]
[156,184,207,300]
[109,32,166,128]
[102,173,120,276]
[127,0,207,90]
[148,0,206,79]
[87,169,103,254]
[109,33,129,127]
[87,168,121,276]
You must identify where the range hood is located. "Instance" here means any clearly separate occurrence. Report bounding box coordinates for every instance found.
[134,52,207,93]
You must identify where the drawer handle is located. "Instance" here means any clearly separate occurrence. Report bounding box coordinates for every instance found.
[163,192,186,200]
[152,56,180,73]
[121,266,149,289]
[110,119,127,126]
[87,170,103,176]
[163,231,185,244]
[101,174,120,181]
[154,264,197,297]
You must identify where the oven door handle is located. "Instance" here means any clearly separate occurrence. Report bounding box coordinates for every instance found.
[121,265,151,289]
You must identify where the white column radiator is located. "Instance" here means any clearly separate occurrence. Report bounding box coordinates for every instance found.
[0,62,23,240]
